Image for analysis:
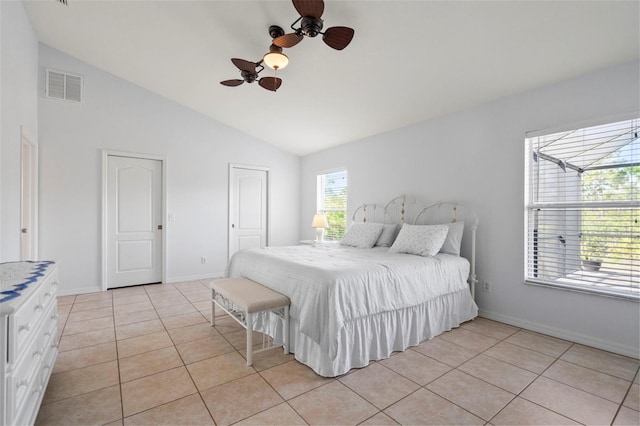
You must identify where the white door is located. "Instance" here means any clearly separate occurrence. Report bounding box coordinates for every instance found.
[106,155,162,288]
[20,130,38,260]
[228,166,269,260]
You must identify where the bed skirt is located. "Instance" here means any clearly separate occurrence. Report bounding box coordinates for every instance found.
[253,288,478,377]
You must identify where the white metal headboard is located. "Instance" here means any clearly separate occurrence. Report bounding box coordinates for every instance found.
[351,203,387,223]
[384,194,423,224]
[352,194,424,224]
[414,202,479,299]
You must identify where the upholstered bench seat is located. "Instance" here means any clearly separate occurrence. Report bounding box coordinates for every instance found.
[210,277,290,365]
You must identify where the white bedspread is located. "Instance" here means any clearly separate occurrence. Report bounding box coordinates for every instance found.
[225,245,472,360]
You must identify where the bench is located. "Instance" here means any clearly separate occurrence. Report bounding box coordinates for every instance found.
[209,277,290,366]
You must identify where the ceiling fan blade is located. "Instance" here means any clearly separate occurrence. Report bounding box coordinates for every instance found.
[273,33,304,48]
[259,77,282,92]
[230,58,256,72]
[293,0,324,19]
[220,79,244,87]
[323,26,355,50]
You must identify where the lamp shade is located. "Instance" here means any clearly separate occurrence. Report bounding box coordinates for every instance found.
[311,213,329,229]
[263,50,289,70]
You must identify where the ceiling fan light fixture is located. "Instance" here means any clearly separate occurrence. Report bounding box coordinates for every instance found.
[263,45,289,70]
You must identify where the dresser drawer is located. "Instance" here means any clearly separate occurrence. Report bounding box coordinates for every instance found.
[40,271,58,313]
[6,325,43,424]
[8,304,58,426]
[8,273,56,365]
[9,296,43,364]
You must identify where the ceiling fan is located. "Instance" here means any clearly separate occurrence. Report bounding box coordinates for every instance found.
[273,0,355,50]
[220,58,282,92]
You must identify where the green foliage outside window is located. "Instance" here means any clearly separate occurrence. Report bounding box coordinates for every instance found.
[580,166,639,266]
[320,170,347,241]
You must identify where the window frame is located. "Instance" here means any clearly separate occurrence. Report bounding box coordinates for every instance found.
[524,115,639,301]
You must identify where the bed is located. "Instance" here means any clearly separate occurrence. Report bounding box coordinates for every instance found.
[225,195,479,377]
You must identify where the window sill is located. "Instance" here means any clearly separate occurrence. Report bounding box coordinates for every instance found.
[525,278,640,302]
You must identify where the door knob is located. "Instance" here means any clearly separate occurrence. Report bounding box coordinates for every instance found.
[21,228,27,233]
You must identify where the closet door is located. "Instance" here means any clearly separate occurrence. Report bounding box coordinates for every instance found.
[228,165,269,260]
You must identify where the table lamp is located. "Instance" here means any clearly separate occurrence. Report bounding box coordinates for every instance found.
[311,213,329,242]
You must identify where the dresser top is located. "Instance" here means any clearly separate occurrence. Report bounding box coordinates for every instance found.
[0,261,56,304]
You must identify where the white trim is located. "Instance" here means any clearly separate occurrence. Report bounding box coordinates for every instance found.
[228,163,271,262]
[58,286,108,297]
[479,309,640,360]
[20,127,38,260]
[165,272,224,283]
[101,150,167,291]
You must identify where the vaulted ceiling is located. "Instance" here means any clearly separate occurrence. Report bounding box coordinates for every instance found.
[22,0,640,156]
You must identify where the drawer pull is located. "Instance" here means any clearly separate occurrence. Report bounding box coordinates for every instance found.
[16,380,28,389]
[33,349,42,358]
[44,331,52,337]
[51,281,58,287]
[51,314,59,320]
[44,292,51,298]
[34,304,44,312]
[19,323,31,332]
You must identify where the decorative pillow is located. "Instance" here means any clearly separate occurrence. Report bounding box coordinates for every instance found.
[374,223,400,247]
[389,224,449,257]
[340,222,384,249]
[440,221,465,256]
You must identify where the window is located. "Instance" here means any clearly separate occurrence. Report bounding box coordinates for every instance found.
[525,117,639,299]
[317,170,347,241]
[525,115,640,299]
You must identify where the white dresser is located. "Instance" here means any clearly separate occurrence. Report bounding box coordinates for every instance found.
[0,261,58,426]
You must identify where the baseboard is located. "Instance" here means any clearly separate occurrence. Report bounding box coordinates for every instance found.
[479,309,640,360]
[57,272,224,296]
[166,272,224,283]
[57,286,102,297]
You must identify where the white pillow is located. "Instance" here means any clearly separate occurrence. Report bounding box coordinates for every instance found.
[374,223,400,247]
[389,224,449,257]
[440,221,465,256]
[340,222,384,249]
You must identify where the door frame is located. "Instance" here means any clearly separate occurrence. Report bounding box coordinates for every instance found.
[101,150,167,291]
[228,163,271,261]
[20,127,38,260]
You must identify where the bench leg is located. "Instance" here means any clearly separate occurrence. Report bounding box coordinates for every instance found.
[246,312,253,366]
[210,289,216,327]
[283,306,289,355]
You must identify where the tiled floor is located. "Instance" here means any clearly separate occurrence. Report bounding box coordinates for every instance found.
[35,280,639,426]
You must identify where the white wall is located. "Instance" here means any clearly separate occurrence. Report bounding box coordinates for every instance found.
[0,0,39,261]
[300,60,640,358]
[38,44,300,295]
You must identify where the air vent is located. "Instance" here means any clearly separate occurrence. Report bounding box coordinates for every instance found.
[46,69,83,102]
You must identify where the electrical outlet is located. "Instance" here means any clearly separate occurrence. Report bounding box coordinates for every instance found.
[483,281,491,292]
[201,257,207,264]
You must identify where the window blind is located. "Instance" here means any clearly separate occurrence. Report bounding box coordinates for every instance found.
[317,170,347,241]
[525,117,639,299]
